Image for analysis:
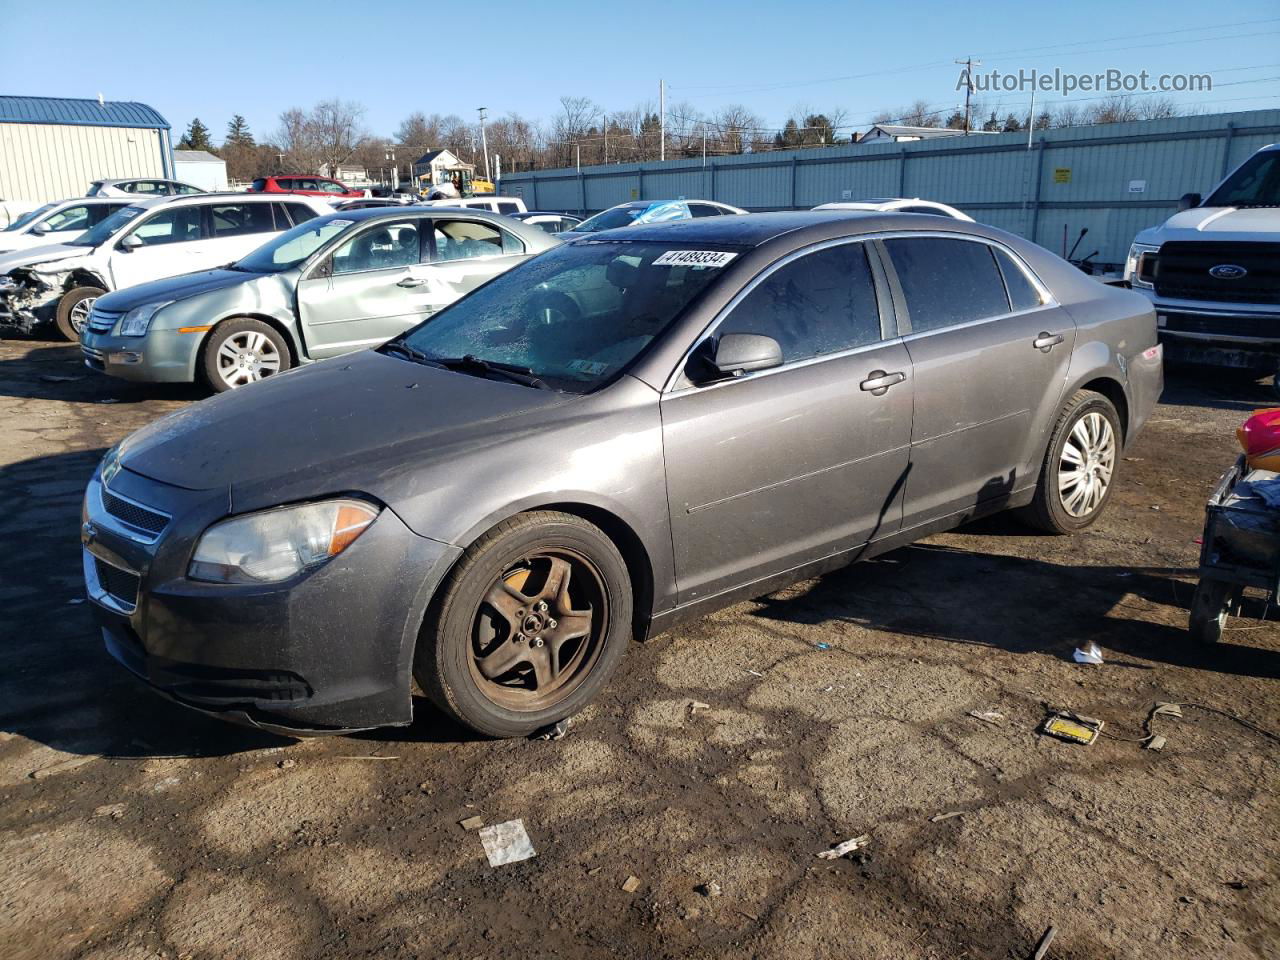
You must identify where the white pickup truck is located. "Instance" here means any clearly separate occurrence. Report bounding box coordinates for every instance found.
[1125,143,1280,389]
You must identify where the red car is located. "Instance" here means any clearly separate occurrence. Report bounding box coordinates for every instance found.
[249,175,365,199]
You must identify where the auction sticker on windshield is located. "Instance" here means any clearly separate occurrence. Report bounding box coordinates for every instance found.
[652,250,738,268]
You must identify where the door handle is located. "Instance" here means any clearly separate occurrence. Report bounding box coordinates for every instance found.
[396,277,427,288]
[1033,332,1064,352]
[859,370,906,396]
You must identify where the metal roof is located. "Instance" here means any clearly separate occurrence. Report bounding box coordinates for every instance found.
[0,96,169,130]
[173,150,222,163]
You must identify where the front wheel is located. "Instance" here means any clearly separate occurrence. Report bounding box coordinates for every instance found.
[55,286,106,341]
[201,318,291,392]
[1023,389,1122,534]
[415,511,633,738]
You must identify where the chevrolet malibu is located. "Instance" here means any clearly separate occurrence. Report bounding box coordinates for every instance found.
[82,212,1162,738]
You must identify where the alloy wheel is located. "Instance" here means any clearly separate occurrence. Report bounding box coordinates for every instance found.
[1057,410,1116,518]
[468,550,607,711]
[69,297,97,335]
[216,331,282,388]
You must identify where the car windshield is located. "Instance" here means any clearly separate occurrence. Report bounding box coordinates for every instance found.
[234,217,352,273]
[573,201,688,234]
[1206,152,1280,207]
[386,240,734,392]
[68,205,146,246]
[4,204,55,232]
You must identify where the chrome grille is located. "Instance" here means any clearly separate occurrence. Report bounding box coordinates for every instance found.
[102,488,169,537]
[86,308,123,334]
[95,557,140,611]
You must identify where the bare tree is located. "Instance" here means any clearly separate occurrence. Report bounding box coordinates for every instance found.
[309,99,368,175]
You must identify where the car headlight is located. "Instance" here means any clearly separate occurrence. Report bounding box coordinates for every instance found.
[1124,243,1158,287]
[189,498,380,584]
[99,444,122,486]
[119,301,172,337]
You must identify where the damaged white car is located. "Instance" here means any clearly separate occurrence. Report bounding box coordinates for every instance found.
[0,193,328,340]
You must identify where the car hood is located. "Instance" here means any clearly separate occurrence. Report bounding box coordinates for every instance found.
[1137,205,1280,245]
[117,349,577,499]
[97,268,265,312]
[0,242,87,274]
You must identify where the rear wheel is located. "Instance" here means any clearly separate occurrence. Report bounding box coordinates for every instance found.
[55,286,106,341]
[1024,390,1121,534]
[415,511,632,738]
[201,318,291,392]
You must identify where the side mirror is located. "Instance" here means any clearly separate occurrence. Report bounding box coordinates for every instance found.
[1178,192,1202,212]
[30,221,50,236]
[119,233,143,251]
[708,333,783,378]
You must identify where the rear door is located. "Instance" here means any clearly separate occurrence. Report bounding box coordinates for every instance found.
[881,235,1075,528]
[411,217,530,314]
[202,201,285,263]
[660,240,914,604]
[296,217,428,358]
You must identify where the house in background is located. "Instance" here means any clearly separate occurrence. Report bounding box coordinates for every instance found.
[172,149,227,191]
[858,124,997,144]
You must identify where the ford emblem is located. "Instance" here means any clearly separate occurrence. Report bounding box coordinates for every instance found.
[1209,264,1248,280]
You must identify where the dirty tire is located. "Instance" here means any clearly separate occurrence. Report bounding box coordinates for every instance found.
[1188,579,1230,644]
[1023,389,1122,534]
[55,286,106,341]
[416,511,632,738]
[201,318,291,393]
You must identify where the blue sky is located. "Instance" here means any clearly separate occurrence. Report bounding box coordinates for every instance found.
[3,0,1278,142]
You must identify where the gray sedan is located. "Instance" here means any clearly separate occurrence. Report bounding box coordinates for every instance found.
[81,212,1162,738]
[79,207,558,391]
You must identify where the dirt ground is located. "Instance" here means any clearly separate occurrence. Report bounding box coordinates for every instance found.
[0,336,1277,960]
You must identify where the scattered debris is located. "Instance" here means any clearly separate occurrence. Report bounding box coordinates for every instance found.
[336,755,400,760]
[1150,504,1161,511]
[814,642,832,651]
[1225,879,1248,890]
[1032,925,1056,960]
[968,710,1004,725]
[92,803,126,820]
[1179,894,1196,904]
[1145,735,1167,752]
[695,880,722,898]
[1124,457,1144,462]
[744,669,764,677]
[1041,710,1104,745]
[688,700,711,717]
[736,909,760,922]
[1073,642,1104,665]
[478,819,537,867]
[277,759,296,769]
[459,816,485,831]
[929,811,965,823]
[1153,702,1183,718]
[418,781,432,794]
[621,875,641,893]
[39,374,84,383]
[30,755,95,779]
[816,834,871,860]
[533,718,571,740]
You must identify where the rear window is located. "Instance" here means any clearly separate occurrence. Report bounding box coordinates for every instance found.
[884,237,1010,333]
[209,203,277,238]
[284,203,319,225]
[496,202,520,214]
[251,178,268,192]
[993,248,1044,312]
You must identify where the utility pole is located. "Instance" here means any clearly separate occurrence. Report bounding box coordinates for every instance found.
[954,57,981,135]
[1027,89,1036,150]
[659,78,666,162]
[702,131,706,167]
[478,106,491,183]
[575,142,580,172]
[603,112,608,164]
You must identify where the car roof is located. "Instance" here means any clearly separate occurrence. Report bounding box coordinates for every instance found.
[94,178,186,185]
[312,205,526,225]
[121,192,314,209]
[581,210,991,248]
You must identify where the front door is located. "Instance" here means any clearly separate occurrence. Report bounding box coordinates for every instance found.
[297,218,429,359]
[661,240,913,604]
[880,236,1076,528]
[108,205,209,289]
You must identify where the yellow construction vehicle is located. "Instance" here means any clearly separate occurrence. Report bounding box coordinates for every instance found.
[418,162,494,199]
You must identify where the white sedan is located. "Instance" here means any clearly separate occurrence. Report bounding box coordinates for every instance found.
[813,198,973,221]
[0,198,133,254]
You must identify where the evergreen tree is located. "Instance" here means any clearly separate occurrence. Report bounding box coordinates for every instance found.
[225,114,254,147]
[178,118,213,151]
[1002,113,1022,133]
[944,111,966,130]
[981,111,1000,132]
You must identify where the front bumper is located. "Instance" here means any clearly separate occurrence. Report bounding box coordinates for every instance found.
[81,326,205,384]
[82,467,461,734]
[1136,290,1280,370]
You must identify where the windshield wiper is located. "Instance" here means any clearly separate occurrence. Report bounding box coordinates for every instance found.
[382,338,442,366]
[433,354,551,390]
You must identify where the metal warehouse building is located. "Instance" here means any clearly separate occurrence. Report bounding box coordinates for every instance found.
[0,95,173,205]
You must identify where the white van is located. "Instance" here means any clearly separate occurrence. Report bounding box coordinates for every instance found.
[0,198,133,255]
[422,196,528,215]
[0,193,331,339]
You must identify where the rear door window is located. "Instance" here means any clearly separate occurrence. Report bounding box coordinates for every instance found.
[883,237,1010,334]
[993,247,1044,312]
[719,242,882,363]
[284,202,319,225]
[209,203,277,238]
[689,204,724,218]
[331,221,421,274]
[431,219,507,261]
[129,206,205,246]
